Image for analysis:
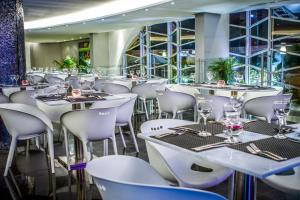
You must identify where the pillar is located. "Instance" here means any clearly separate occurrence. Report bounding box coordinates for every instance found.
[0,0,26,84]
[195,13,229,83]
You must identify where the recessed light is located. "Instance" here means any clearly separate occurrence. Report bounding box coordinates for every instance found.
[145,8,149,11]
[122,14,126,17]
[170,1,175,5]
[47,27,51,30]
[102,18,105,21]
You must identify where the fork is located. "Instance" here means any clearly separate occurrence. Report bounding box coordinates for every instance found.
[246,146,283,161]
[249,143,287,161]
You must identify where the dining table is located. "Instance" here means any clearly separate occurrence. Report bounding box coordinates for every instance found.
[34,90,126,170]
[138,120,300,200]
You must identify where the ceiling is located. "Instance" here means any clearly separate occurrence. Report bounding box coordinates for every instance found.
[24,0,299,43]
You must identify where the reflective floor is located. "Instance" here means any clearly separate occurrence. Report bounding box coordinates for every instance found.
[1,112,299,200]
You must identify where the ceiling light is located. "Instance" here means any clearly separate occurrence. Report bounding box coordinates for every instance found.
[47,27,51,30]
[122,14,126,17]
[170,1,175,5]
[102,18,105,21]
[24,0,171,29]
[82,22,86,24]
[145,8,149,11]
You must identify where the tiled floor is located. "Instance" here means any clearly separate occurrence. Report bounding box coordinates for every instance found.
[0,112,299,200]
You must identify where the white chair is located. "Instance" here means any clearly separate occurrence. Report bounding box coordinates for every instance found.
[9,90,37,106]
[195,94,232,122]
[157,89,196,120]
[86,155,226,200]
[44,75,65,85]
[0,94,9,103]
[28,74,44,85]
[91,94,139,153]
[132,82,166,120]
[94,79,108,92]
[102,83,130,94]
[61,107,118,170]
[263,167,300,196]
[244,94,292,123]
[141,119,233,189]
[0,103,55,176]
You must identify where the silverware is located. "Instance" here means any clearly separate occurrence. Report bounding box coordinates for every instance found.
[288,138,300,144]
[246,146,284,161]
[249,143,287,161]
[154,131,183,138]
[192,141,228,152]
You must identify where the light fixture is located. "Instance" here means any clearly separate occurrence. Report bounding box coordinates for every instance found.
[122,14,126,17]
[170,1,175,5]
[82,22,86,24]
[24,0,171,29]
[47,27,51,30]
[280,44,287,54]
[145,8,149,11]
[101,18,105,21]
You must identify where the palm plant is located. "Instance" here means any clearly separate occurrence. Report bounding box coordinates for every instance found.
[208,57,240,84]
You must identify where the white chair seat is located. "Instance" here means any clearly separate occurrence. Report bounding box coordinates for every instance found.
[263,167,300,194]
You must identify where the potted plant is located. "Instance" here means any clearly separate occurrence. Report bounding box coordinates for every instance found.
[208,57,239,84]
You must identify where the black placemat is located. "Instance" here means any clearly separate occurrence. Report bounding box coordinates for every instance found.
[228,137,300,161]
[179,122,225,135]
[244,120,294,136]
[150,133,226,152]
[36,94,65,102]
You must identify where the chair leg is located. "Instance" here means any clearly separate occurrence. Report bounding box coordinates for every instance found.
[47,129,55,174]
[128,121,139,153]
[63,126,71,170]
[103,140,108,156]
[118,126,127,149]
[35,137,40,150]
[4,137,17,176]
[26,140,30,157]
[111,132,118,155]
[143,99,149,120]
[82,141,93,184]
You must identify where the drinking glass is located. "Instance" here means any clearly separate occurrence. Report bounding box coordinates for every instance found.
[15,75,20,86]
[9,75,16,86]
[224,119,243,143]
[234,72,243,85]
[198,99,212,136]
[273,100,290,139]
[207,71,213,84]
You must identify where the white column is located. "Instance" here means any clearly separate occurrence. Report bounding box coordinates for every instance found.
[195,13,229,83]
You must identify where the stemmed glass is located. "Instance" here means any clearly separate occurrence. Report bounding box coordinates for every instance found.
[15,75,20,86]
[207,71,213,84]
[9,75,16,86]
[197,99,213,136]
[273,100,290,139]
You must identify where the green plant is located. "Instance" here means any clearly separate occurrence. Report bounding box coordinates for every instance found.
[208,57,240,84]
[53,56,77,70]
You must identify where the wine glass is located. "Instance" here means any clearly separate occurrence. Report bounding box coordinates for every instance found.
[224,119,243,144]
[273,100,290,139]
[15,75,20,86]
[197,99,213,136]
[234,72,243,85]
[9,75,16,86]
[207,71,214,84]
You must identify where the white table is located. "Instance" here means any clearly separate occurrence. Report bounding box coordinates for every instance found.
[138,122,300,200]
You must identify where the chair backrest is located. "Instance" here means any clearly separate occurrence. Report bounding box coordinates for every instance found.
[61,107,117,141]
[90,94,136,124]
[86,155,225,200]
[196,94,231,121]
[157,89,196,116]
[242,87,282,103]
[0,103,53,137]
[44,76,64,85]
[244,93,292,123]
[0,94,9,103]
[103,83,130,94]
[9,90,37,106]
[132,82,166,99]
[29,75,44,85]
[36,101,72,123]
[140,119,195,182]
